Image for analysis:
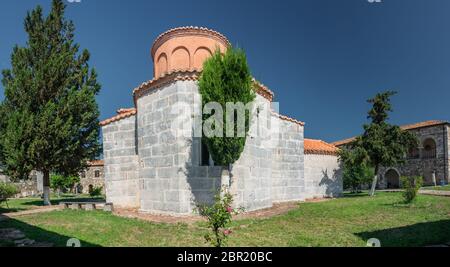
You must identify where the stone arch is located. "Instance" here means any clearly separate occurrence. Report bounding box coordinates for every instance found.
[171,46,190,70]
[156,53,168,77]
[384,168,400,189]
[193,47,213,69]
[422,137,437,159]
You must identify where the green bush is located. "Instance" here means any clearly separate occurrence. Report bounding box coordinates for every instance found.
[339,147,374,193]
[195,188,242,247]
[89,186,103,197]
[401,176,423,203]
[50,174,80,194]
[0,182,19,207]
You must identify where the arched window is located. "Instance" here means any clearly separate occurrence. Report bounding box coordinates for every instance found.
[422,138,437,159]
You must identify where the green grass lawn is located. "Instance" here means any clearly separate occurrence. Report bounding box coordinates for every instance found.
[0,194,105,214]
[422,185,450,191]
[1,192,450,247]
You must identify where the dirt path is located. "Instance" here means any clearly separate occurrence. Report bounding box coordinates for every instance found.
[114,198,331,225]
[419,190,450,197]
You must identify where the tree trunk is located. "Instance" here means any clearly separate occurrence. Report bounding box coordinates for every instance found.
[369,165,379,197]
[43,170,51,206]
[220,164,233,195]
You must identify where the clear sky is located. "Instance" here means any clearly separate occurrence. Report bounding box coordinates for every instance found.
[1,0,449,143]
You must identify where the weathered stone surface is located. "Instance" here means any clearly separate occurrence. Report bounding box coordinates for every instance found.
[378,124,450,189]
[102,80,339,215]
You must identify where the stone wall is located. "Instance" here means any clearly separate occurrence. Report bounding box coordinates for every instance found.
[102,75,313,215]
[137,81,200,214]
[231,94,275,211]
[0,171,43,198]
[102,116,140,207]
[378,124,449,188]
[79,165,105,194]
[271,119,305,203]
[304,154,342,199]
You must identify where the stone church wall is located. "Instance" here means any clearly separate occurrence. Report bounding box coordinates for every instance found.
[304,154,342,199]
[102,116,140,207]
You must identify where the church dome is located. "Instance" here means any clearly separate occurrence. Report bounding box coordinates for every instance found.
[151,26,230,78]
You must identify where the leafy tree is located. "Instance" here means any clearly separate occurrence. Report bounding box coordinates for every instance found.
[356,91,418,196]
[0,0,101,205]
[339,147,374,193]
[198,47,255,188]
[0,182,19,208]
[50,174,80,195]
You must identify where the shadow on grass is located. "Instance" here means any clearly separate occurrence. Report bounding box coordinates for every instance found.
[20,197,105,207]
[0,217,100,247]
[356,219,450,247]
[342,192,370,198]
[0,207,28,214]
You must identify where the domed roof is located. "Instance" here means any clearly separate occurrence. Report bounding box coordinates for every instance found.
[150,26,230,78]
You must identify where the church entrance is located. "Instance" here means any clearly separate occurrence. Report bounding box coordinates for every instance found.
[385,169,400,189]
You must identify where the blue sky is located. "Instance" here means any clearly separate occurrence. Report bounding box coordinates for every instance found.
[1,0,449,142]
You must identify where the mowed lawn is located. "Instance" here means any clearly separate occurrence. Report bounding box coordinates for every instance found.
[0,194,105,214]
[1,192,450,247]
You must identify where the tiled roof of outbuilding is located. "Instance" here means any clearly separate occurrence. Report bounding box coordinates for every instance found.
[304,139,339,156]
[332,120,449,147]
[99,108,137,126]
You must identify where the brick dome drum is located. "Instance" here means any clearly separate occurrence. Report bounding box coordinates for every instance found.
[151,26,230,78]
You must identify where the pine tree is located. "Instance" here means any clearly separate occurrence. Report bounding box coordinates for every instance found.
[0,0,101,205]
[356,91,418,196]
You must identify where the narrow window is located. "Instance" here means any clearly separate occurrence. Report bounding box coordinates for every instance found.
[201,141,211,166]
[94,170,100,178]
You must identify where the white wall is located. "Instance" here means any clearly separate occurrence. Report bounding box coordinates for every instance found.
[304,154,342,199]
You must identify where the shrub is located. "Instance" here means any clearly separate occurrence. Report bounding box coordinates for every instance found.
[401,176,423,203]
[50,174,80,194]
[339,147,374,193]
[0,182,19,207]
[196,188,242,247]
[89,186,103,197]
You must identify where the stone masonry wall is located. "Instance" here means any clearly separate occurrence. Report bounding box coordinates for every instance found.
[379,124,449,188]
[137,81,201,214]
[304,154,342,199]
[79,165,105,194]
[270,119,305,203]
[102,116,140,207]
[231,94,274,211]
[134,81,306,214]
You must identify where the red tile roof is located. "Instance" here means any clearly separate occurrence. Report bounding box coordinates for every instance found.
[304,139,339,156]
[99,108,137,126]
[132,69,275,102]
[272,112,305,126]
[332,120,449,147]
[87,160,104,167]
[400,120,448,131]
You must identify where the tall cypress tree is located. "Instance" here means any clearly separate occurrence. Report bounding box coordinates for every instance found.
[0,0,101,205]
[198,47,255,189]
